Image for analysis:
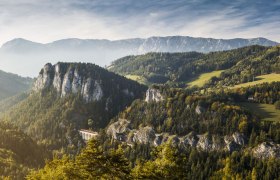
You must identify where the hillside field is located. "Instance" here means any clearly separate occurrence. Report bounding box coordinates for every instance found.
[239,102,280,122]
[187,70,224,88]
[125,74,148,85]
[233,74,280,89]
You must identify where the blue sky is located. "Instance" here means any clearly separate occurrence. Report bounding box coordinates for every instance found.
[0,0,280,45]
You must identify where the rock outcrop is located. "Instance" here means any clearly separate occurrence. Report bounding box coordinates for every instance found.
[107,120,280,159]
[145,88,164,102]
[133,126,156,144]
[33,63,104,102]
[253,142,280,159]
[33,63,146,104]
[106,119,246,152]
[107,119,131,141]
[33,63,53,92]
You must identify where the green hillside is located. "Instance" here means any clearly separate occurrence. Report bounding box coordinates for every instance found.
[125,74,148,85]
[0,93,28,113]
[187,70,224,88]
[0,70,33,100]
[232,73,280,88]
[1,47,280,179]
[0,121,46,179]
[110,45,273,87]
[28,84,280,179]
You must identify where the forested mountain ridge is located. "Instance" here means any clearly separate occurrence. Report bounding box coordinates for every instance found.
[10,55,280,179]
[1,62,147,152]
[0,69,33,100]
[28,83,280,179]
[2,36,277,54]
[109,45,280,87]
[1,36,278,77]
[1,46,280,179]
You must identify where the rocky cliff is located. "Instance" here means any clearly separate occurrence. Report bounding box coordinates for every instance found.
[145,88,164,102]
[107,118,280,158]
[253,142,280,159]
[33,62,147,104]
[107,118,247,152]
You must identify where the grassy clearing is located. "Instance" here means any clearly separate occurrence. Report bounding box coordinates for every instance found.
[239,102,280,122]
[125,74,148,85]
[233,73,280,88]
[187,70,224,88]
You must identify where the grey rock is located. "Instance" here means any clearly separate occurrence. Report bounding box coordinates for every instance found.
[61,68,74,97]
[232,132,246,145]
[106,119,131,140]
[92,81,103,102]
[33,63,53,91]
[53,64,62,93]
[133,126,156,144]
[145,88,164,102]
[72,68,82,94]
[253,142,280,159]
[183,132,198,147]
[33,63,104,103]
[197,134,212,151]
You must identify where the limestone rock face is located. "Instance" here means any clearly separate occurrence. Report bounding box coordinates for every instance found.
[33,63,53,91]
[183,132,198,147]
[33,63,105,103]
[106,118,247,153]
[106,119,131,141]
[61,68,74,97]
[72,69,82,94]
[133,126,156,144]
[197,134,212,151]
[53,64,62,92]
[253,142,280,159]
[145,88,164,102]
[92,81,103,102]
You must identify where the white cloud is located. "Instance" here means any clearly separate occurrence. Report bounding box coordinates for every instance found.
[0,0,279,46]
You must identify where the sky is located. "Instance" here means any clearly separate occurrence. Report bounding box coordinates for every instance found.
[0,0,280,46]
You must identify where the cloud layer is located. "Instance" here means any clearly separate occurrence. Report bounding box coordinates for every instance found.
[0,0,280,45]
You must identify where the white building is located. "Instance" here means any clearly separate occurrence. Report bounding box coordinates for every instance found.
[79,129,98,142]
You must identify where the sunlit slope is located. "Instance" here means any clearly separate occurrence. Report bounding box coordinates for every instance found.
[187,70,224,88]
[125,74,148,85]
[233,74,280,88]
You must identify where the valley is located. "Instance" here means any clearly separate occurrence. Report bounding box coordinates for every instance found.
[1,45,280,179]
[1,1,280,179]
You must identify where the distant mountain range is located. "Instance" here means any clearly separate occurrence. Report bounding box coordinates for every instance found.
[0,36,278,77]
